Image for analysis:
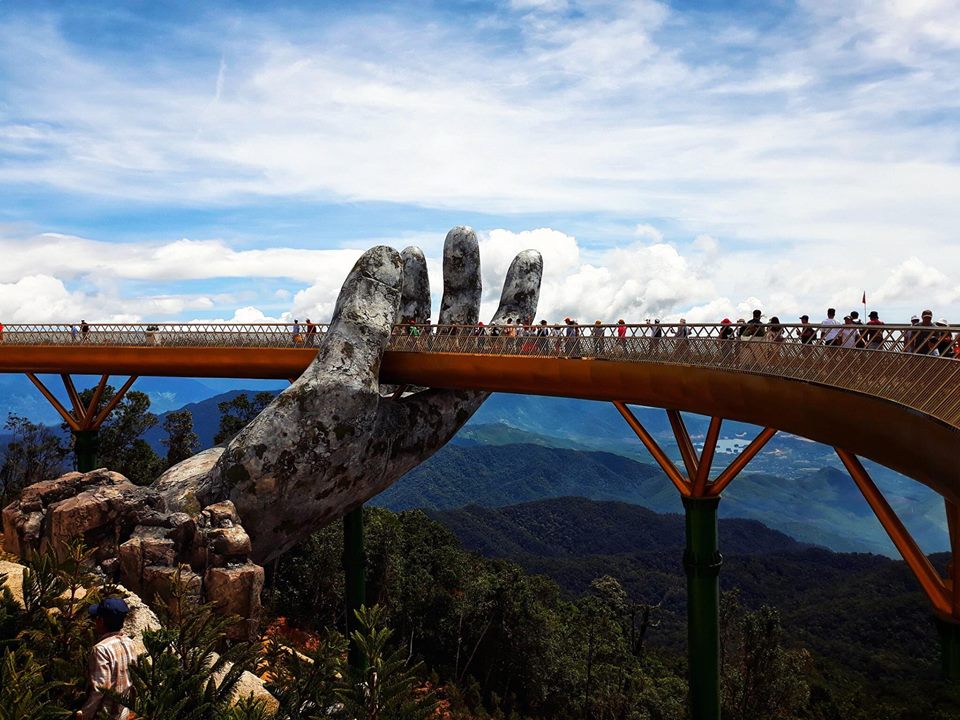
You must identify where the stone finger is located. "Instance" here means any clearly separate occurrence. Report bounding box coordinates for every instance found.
[399,246,431,324]
[438,226,481,327]
[490,249,543,325]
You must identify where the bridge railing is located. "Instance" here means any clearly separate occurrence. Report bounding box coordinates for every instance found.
[0,323,333,348]
[1,321,956,354]
[388,322,960,430]
[1,322,958,427]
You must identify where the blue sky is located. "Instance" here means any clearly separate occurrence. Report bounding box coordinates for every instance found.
[1,0,959,324]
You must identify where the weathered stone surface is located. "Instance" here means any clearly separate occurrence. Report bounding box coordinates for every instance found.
[439,226,482,325]
[202,501,240,527]
[207,526,252,558]
[0,559,25,606]
[154,446,225,515]
[400,246,431,323]
[223,669,281,714]
[142,564,202,611]
[205,564,265,640]
[3,469,137,558]
[198,228,542,563]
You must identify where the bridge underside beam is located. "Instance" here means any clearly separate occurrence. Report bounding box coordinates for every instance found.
[614,402,775,499]
[26,373,139,472]
[835,448,960,681]
[835,449,951,617]
[25,372,137,433]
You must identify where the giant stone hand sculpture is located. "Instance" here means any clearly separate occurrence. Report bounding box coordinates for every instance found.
[2,227,542,635]
[159,226,542,560]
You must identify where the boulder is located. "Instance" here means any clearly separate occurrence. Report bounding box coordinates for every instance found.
[205,564,265,641]
[0,559,25,606]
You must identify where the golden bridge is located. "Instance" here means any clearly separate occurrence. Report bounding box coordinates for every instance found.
[2,321,959,718]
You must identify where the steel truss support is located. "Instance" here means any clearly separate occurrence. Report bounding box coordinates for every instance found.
[343,506,367,670]
[613,402,777,719]
[684,495,722,720]
[26,372,138,471]
[836,449,960,681]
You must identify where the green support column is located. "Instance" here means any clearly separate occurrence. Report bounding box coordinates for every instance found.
[935,616,960,682]
[343,505,367,670]
[73,429,100,473]
[683,495,723,720]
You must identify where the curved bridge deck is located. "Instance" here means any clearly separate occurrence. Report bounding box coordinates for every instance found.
[1,322,958,500]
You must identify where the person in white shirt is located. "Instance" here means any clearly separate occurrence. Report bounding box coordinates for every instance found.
[840,316,859,348]
[821,308,842,345]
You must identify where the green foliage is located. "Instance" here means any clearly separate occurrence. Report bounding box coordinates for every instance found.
[272,509,689,720]
[721,590,811,720]
[264,629,347,720]
[214,391,275,444]
[161,408,199,466]
[0,542,102,714]
[337,604,437,720]
[0,570,22,648]
[71,385,165,484]
[118,574,259,720]
[0,647,70,720]
[222,695,276,720]
[0,413,70,504]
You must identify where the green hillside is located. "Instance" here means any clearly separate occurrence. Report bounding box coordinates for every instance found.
[428,498,948,695]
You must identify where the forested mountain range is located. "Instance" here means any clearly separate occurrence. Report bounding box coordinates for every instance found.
[1,385,949,555]
[427,497,947,691]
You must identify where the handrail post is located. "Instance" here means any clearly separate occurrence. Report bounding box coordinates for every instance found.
[683,495,723,720]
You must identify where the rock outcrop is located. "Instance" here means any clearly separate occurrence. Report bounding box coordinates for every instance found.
[0,559,278,712]
[3,469,264,640]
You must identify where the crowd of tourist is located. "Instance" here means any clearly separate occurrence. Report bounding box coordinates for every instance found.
[396,307,958,359]
[1,309,954,359]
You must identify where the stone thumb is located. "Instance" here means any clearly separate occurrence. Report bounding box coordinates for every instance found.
[311,246,402,389]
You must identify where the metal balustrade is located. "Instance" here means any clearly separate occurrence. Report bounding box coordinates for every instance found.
[0,323,332,348]
[1,322,959,429]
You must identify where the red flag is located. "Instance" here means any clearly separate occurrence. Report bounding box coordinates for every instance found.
[861,291,866,305]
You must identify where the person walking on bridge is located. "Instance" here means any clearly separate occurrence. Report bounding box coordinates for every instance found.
[821,308,841,346]
[306,318,317,346]
[864,311,884,349]
[903,315,920,352]
[80,320,90,343]
[913,310,936,354]
[798,315,816,345]
[616,319,627,352]
[840,315,858,349]
[933,319,954,358]
[592,320,605,356]
[744,309,764,339]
